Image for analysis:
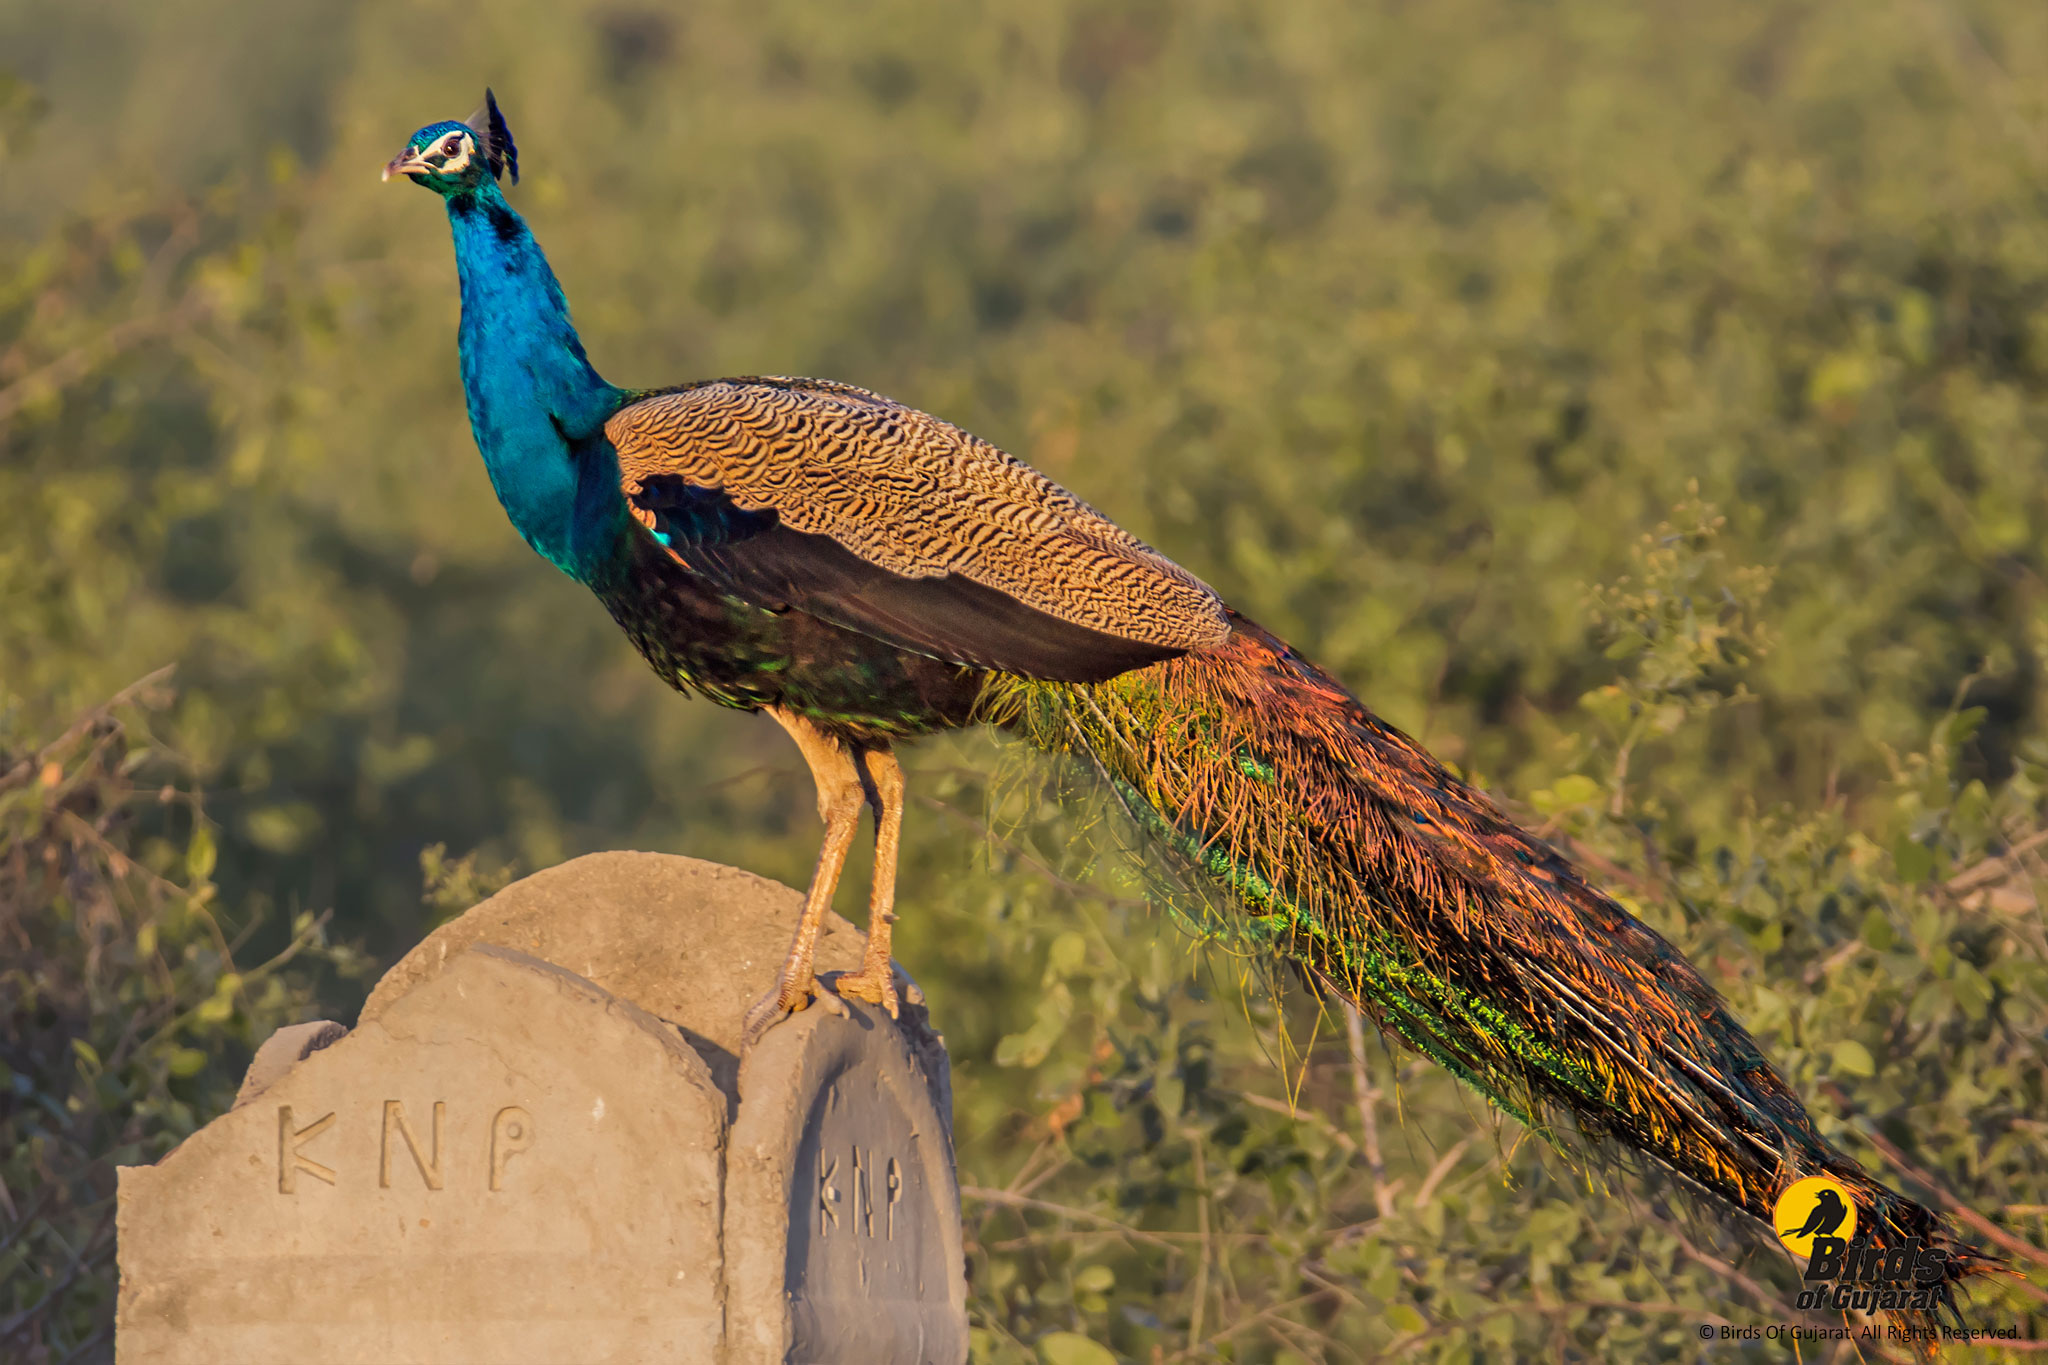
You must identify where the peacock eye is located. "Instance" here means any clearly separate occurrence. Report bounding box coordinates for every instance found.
[444,139,462,155]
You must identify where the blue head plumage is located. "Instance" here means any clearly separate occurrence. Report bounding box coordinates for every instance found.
[384,89,519,193]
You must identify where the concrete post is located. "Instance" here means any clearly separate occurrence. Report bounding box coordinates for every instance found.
[115,853,969,1365]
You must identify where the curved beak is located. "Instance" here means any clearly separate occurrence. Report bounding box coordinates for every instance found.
[382,150,433,183]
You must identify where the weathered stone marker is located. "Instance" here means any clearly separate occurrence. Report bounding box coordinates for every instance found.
[117,853,968,1365]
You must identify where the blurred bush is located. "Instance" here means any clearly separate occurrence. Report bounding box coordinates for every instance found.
[0,676,356,1360]
[2,0,2046,1358]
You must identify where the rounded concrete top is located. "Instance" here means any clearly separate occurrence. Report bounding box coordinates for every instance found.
[361,851,946,1122]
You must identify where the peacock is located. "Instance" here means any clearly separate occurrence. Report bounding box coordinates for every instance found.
[385,93,1989,1325]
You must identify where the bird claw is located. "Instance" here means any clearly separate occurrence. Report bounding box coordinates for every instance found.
[742,963,920,1049]
[825,964,901,1019]
[741,969,840,1048]
[825,961,924,1018]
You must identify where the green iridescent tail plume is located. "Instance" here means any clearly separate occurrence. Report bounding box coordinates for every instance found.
[986,611,1993,1333]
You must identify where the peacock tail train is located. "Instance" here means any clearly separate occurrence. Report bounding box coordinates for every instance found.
[987,611,1993,1327]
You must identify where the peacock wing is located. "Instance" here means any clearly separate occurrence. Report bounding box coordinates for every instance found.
[605,377,1230,682]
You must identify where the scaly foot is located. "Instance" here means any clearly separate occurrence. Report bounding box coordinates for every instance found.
[743,963,927,1046]
[823,962,926,1019]
[825,964,898,1018]
[741,967,848,1048]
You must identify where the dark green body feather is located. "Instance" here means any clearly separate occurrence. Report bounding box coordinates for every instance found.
[584,516,985,741]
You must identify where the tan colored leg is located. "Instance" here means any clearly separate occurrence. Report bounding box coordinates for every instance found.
[742,708,866,1043]
[831,748,907,1017]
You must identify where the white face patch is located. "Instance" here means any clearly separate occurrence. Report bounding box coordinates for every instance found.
[430,131,475,177]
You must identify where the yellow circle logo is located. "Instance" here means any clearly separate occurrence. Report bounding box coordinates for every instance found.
[1775,1175,1857,1260]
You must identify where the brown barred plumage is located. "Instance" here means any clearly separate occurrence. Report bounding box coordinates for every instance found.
[606,377,1230,655]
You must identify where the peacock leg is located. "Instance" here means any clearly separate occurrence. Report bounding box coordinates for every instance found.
[828,746,920,1018]
[742,708,866,1043]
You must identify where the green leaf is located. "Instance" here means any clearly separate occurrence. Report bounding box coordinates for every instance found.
[1892,835,1934,884]
[1073,1264,1115,1293]
[242,802,322,855]
[1036,1331,1116,1365]
[70,1038,100,1071]
[167,1047,208,1078]
[185,824,217,881]
[991,1032,1031,1067]
[1047,931,1088,979]
[1550,774,1602,807]
[1950,962,1992,1022]
[1156,1070,1184,1117]
[1386,1303,1427,1334]
[1944,707,1987,750]
[1831,1039,1875,1078]
[994,984,1072,1068]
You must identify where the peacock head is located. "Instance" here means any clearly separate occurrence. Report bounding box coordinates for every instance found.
[383,89,519,196]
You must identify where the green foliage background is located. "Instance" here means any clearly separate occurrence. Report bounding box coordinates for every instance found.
[4,0,2047,1359]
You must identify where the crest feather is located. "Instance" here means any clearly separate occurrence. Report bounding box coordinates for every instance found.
[463,88,519,185]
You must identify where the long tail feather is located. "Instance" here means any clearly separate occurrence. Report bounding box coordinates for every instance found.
[988,612,1994,1329]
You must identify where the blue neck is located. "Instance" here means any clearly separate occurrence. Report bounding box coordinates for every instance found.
[448,180,625,578]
